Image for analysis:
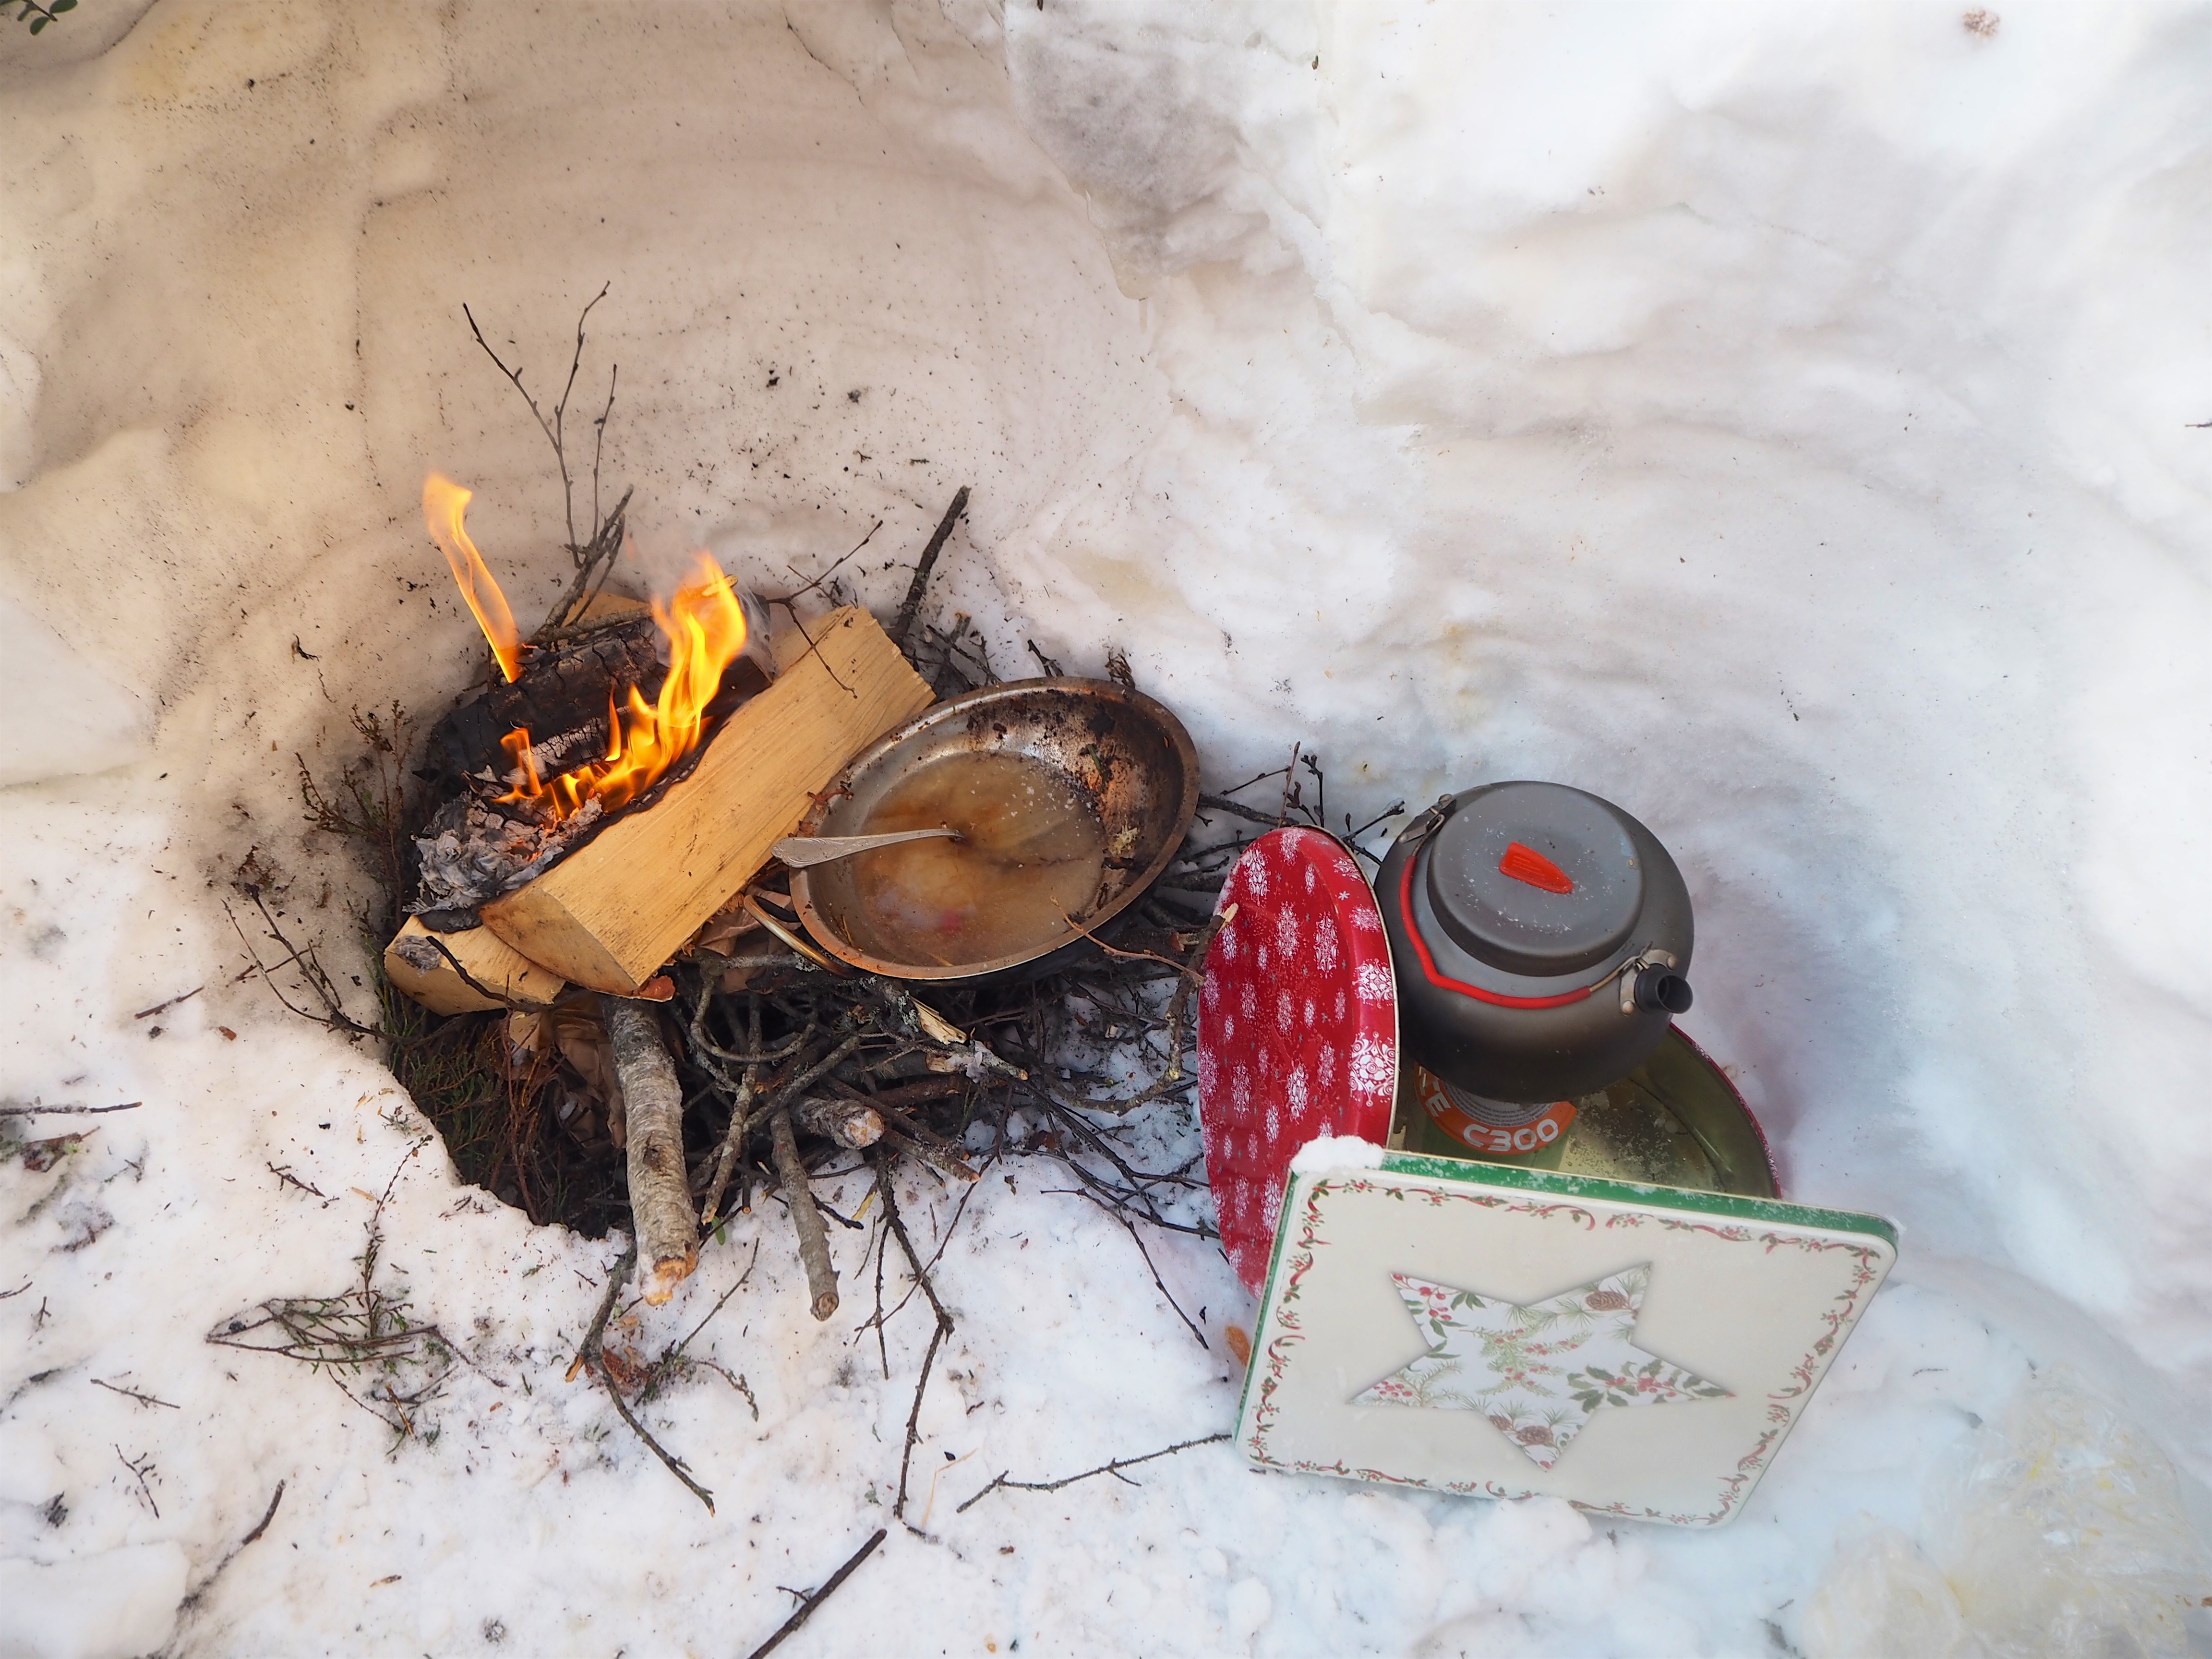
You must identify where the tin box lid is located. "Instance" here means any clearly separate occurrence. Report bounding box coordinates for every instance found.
[1233,1154,1897,1527]
[1425,781,1645,976]
[1198,827,1399,1292]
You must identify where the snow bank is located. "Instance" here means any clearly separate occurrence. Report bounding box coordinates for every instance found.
[1,1,2204,1653]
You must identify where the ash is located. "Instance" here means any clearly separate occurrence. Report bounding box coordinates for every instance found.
[410,780,603,915]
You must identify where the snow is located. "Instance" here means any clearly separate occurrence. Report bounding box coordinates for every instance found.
[1,1,2206,1655]
[1286,1134,1385,1176]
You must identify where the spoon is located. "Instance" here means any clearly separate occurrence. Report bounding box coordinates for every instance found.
[773,826,963,868]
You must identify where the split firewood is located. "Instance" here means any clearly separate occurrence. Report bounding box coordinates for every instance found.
[599,995,698,1304]
[384,917,566,1016]
[480,609,934,994]
[769,1106,839,1321]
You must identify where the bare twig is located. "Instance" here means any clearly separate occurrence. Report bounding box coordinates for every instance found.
[591,1348,715,1513]
[890,486,970,649]
[176,1480,286,1618]
[92,1378,179,1410]
[463,284,608,554]
[1197,793,1284,827]
[571,1238,716,1514]
[956,1432,1230,1514]
[224,894,379,1041]
[878,1162,955,1529]
[0,1102,140,1120]
[266,1163,328,1201]
[116,1446,159,1518]
[741,1527,886,1659]
[769,1108,839,1320]
[132,986,202,1020]
[700,994,763,1227]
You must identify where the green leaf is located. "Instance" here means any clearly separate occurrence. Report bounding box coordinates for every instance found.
[52,0,76,10]
[28,15,47,30]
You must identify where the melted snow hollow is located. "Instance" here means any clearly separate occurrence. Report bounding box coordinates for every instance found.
[1,3,2205,1656]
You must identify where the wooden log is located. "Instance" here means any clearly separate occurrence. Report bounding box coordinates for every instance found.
[795,1096,884,1150]
[382,916,567,1015]
[601,996,699,1305]
[480,609,934,994]
[770,1106,840,1321]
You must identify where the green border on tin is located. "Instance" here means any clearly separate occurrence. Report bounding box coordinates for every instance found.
[1376,1152,1899,1249]
[1233,1153,1898,1429]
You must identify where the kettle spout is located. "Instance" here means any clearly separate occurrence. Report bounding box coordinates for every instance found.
[1627,962,1694,1016]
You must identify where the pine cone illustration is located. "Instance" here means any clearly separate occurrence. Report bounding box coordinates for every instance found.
[1515,1424,1556,1446]
[1585,1289,1631,1312]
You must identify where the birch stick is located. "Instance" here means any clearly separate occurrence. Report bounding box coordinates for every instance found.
[601,995,699,1305]
[769,1106,840,1321]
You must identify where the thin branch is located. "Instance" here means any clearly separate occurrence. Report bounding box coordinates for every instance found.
[741,1528,886,1659]
[91,1378,179,1410]
[890,486,970,649]
[176,1481,286,1617]
[956,1432,1230,1513]
[770,1108,839,1321]
[132,986,203,1020]
[878,1160,955,1530]
[0,1102,140,1120]
[1196,793,1286,827]
[569,1238,716,1514]
[590,1349,715,1514]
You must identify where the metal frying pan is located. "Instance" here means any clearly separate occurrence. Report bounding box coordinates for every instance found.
[788,678,1199,982]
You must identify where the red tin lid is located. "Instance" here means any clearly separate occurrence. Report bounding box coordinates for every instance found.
[1199,826,1399,1292]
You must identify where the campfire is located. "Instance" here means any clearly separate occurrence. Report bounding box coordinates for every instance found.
[253,297,1311,1523]
[341,449,1247,1336]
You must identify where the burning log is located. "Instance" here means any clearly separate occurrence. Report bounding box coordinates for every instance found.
[382,917,566,1015]
[479,609,933,994]
[599,995,699,1304]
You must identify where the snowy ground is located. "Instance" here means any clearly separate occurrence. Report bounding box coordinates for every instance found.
[2,2,2207,1655]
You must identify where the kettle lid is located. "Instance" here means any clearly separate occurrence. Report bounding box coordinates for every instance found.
[1424,781,1645,977]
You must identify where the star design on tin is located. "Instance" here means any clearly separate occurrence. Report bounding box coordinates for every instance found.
[1351,1264,1732,1469]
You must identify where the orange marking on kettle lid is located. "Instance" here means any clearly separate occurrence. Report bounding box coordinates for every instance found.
[1499,840,1574,894]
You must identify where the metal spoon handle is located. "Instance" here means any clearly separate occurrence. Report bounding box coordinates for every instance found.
[772,826,961,867]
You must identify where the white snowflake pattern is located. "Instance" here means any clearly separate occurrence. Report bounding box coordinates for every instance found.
[1232,1067,1251,1107]
[1245,861,1269,897]
[1355,961,1394,1003]
[1217,927,1238,962]
[1198,1050,1218,1096]
[1240,984,1257,1018]
[1303,863,1317,893]
[1313,918,1339,973]
[1303,998,1316,1025]
[1262,1183,1283,1230]
[1286,1067,1309,1113]
[1334,988,1347,1020]
[1258,944,1270,973]
[1350,905,1382,933]
[1276,908,1298,956]
[1202,977,1219,1011]
[1348,1034,1396,1098]
[1317,1044,1337,1088]
[1277,990,1294,1033]
[1266,1103,1281,1142]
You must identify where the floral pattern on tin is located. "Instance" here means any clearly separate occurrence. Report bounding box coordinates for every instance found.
[1198,827,1397,1292]
[1352,1264,1732,1470]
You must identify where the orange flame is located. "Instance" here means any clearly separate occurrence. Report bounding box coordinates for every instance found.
[423,473,524,683]
[497,552,750,823]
